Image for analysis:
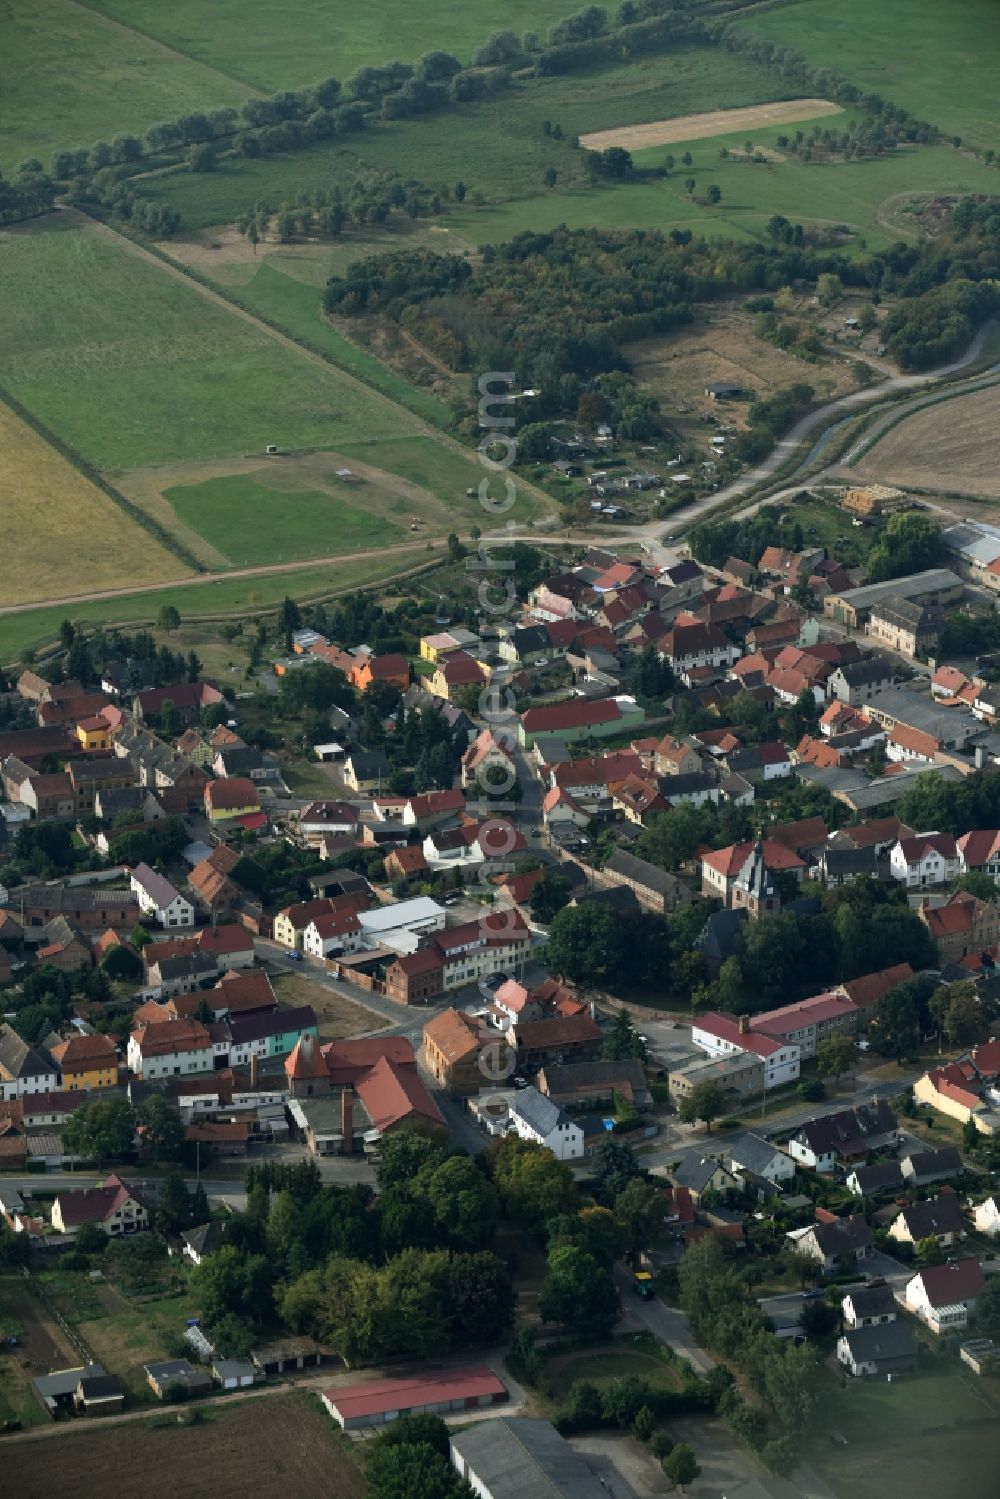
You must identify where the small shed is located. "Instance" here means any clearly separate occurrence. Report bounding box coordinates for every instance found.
[75,1373,126,1415]
[213,1357,258,1390]
[145,1359,214,1399]
[705,382,745,400]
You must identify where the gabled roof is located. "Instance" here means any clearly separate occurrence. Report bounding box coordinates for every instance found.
[285,1034,328,1081]
[839,962,913,1012]
[701,839,805,878]
[844,1283,896,1320]
[729,1132,788,1175]
[894,1194,966,1238]
[355,1054,444,1132]
[910,1258,985,1307]
[205,777,260,810]
[49,1034,117,1071]
[422,1007,482,1064]
[841,1321,916,1363]
[809,1213,873,1255]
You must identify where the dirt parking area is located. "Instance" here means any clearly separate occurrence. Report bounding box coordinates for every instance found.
[273,971,389,1040]
[571,1430,666,1496]
[667,1412,766,1495]
[0,1391,363,1499]
[580,98,841,151]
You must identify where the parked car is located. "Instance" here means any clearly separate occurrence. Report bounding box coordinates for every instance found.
[287,951,303,963]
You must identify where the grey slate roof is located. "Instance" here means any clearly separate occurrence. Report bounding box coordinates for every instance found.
[730,1132,787,1177]
[848,1161,904,1194]
[844,1284,896,1321]
[603,849,683,896]
[671,1151,730,1194]
[841,1320,916,1365]
[694,907,748,962]
[894,1194,966,1239]
[0,1023,54,1082]
[132,861,183,910]
[450,1417,607,1499]
[181,1221,227,1257]
[902,1146,963,1181]
[510,1086,568,1138]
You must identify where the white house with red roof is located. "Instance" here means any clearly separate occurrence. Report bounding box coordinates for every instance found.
[748,992,858,1060]
[904,1259,985,1333]
[700,839,805,906]
[958,829,1000,880]
[302,908,364,960]
[888,832,960,887]
[691,1011,801,1090]
[52,1175,150,1236]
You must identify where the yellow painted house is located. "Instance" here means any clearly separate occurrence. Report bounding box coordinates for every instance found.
[49,1033,120,1091]
[76,715,111,753]
[419,627,480,664]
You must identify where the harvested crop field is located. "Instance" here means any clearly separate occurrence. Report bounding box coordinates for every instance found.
[579,98,841,151]
[0,1391,364,1498]
[0,401,181,604]
[852,383,1000,499]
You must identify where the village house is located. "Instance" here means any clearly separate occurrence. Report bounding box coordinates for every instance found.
[867,597,943,660]
[301,908,364,960]
[427,651,487,702]
[918,892,1000,963]
[296,801,361,844]
[51,1175,150,1236]
[888,1192,967,1250]
[747,992,858,1060]
[0,1025,59,1100]
[461,727,516,791]
[422,1007,487,1095]
[506,1087,584,1161]
[888,832,961,887]
[728,1132,796,1187]
[130,862,194,928]
[957,828,1000,879]
[904,1259,985,1334]
[349,653,410,694]
[790,1213,873,1271]
[837,1321,917,1379]
[127,1018,213,1080]
[537,1058,650,1112]
[48,1033,119,1091]
[691,1012,800,1091]
[342,749,391,793]
[842,1283,897,1329]
[787,1101,899,1172]
[204,776,262,826]
[913,1065,995,1133]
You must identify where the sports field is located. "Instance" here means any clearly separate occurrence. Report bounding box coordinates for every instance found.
[739,0,1000,149]
[0,215,424,472]
[163,472,405,568]
[0,0,252,169]
[0,399,180,604]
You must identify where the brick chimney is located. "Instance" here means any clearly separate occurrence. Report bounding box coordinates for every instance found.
[341,1089,353,1154]
[738,1014,749,1034]
[249,1053,259,1088]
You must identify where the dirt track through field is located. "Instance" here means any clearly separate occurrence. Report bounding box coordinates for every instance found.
[579,98,842,151]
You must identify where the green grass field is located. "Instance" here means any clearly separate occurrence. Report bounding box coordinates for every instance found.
[0,0,253,170]
[221,258,452,427]
[0,549,434,663]
[807,1367,1000,1499]
[142,47,799,229]
[86,0,597,93]
[435,137,1000,253]
[0,216,422,470]
[164,473,404,566]
[739,0,1000,150]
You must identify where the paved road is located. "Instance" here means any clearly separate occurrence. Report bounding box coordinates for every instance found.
[613,1264,715,1376]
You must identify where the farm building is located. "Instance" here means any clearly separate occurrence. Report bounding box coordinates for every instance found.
[321,1365,508,1430]
[450,1416,608,1498]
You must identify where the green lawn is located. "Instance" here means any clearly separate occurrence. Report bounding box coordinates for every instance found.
[142,46,799,229]
[333,435,544,526]
[0,549,431,663]
[164,473,403,566]
[0,217,423,471]
[0,0,253,170]
[449,137,1000,254]
[87,0,580,94]
[807,1366,1000,1499]
[220,259,452,427]
[739,0,1000,149]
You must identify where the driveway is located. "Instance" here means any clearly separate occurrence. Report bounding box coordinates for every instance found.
[613,1266,714,1377]
[666,1413,765,1496]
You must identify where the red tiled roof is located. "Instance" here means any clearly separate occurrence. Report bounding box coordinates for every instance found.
[322,1037,416,1086]
[49,1034,117,1071]
[323,1366,504,1422]
[521,699,620,733]
[889,725,938,759]
[701,839,805,878]
[913,1259,985,1307]
[285,1034,328,1080]
[422,1007,482,1063]
[214,970,276,1013]
[696,1011,787,1058]
[356,1054,444,1131]
[897,833,958,862]
[205,777,260,810]
[839,962,914,1011]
